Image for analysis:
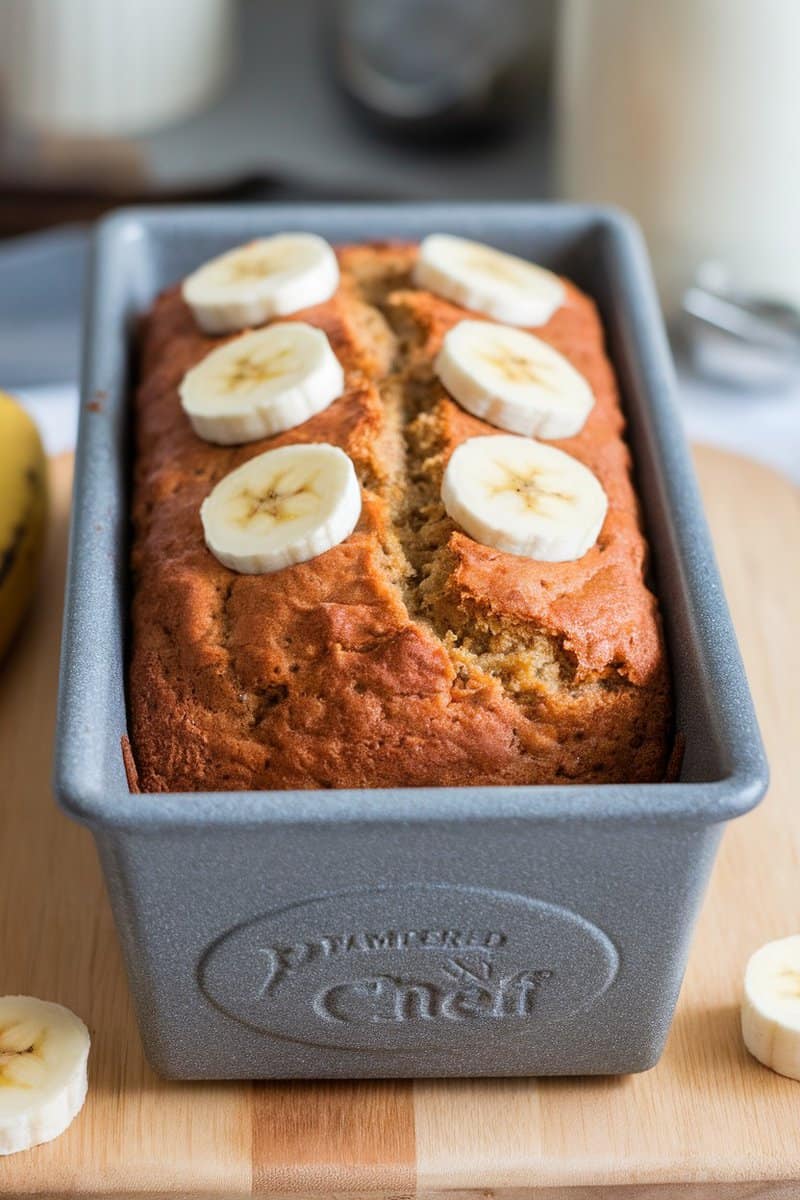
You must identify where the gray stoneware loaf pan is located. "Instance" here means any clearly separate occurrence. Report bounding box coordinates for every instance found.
[55,204,768,1080]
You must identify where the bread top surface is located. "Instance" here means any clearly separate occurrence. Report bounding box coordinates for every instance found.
[130,241,670,791]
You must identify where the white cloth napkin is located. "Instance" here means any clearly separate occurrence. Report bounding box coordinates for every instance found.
[16,384,78,456]
[678,367,800,485]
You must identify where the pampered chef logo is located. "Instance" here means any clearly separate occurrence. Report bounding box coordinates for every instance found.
[199,887,620,1049]
[256,928,553,1024]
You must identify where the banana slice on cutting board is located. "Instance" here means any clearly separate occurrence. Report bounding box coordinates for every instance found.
[441,434,607,562]
[183,234,339,334]
[435,319,594,438]
[414,234,565,327]
[201,443,362,574]
[180,322,345,445]
[742,935,800,1080]
[0,995,90,1156]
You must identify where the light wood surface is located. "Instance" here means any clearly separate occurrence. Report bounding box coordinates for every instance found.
[1,447,799,1199]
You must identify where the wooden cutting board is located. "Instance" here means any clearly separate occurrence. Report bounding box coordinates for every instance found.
[1,447,799,1200]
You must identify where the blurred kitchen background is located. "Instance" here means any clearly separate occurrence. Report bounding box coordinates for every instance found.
[1,0,798,479]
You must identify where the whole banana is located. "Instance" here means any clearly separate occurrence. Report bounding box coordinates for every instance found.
[0,391,47,661]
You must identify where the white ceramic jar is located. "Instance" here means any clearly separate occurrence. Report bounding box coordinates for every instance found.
[0,0,235,137]
[555,0,800,314]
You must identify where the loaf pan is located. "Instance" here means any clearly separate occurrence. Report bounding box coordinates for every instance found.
[55,204,767,1079]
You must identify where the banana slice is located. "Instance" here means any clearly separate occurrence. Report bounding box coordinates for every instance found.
[183,234,339,334]
[179,322,345,445]
[435,319,594,438]
[414,234,565,327]
[441,434,607,562]
[0,995,90,1156]
[201,443,362,574]
[742,935,800,1080]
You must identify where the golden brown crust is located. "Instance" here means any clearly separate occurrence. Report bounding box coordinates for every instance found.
[128,242,671,791]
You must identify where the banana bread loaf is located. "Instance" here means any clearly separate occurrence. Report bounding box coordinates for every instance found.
[129,242,671,791]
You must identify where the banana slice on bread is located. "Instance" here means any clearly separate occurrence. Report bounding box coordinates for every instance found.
[201,443,361,574]
[742,935,800,1080]
[180,323,344,445]
[0,996,90,1155]
[435,319,594,438]
[415,234,565,327]
[442,434,607,562]
[184,234,597,573]
[183,234,339,334]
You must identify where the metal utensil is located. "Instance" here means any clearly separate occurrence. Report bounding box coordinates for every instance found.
[680,263,800,390]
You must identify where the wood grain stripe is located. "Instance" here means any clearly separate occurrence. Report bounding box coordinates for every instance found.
[411,1188,800,1200]
[252,1080,416,1197]
[414,1077,542,1195]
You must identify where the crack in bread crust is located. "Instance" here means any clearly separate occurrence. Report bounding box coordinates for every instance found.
[128,242,671,791]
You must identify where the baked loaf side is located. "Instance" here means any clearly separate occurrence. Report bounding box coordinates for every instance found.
[129,243,671,791]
